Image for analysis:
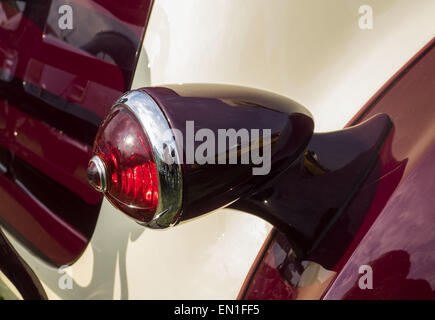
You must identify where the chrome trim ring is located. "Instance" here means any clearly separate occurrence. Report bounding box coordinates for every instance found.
[88,155,107,192]
[111,90,183,229]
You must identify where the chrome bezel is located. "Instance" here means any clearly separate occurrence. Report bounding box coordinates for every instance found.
[88,155,107,192]
[111,90,183,228]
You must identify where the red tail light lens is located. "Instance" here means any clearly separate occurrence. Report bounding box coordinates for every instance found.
[87,91,183,228]
[93,107,159,222]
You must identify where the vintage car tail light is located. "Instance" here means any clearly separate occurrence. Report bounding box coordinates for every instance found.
[88,85,315,229]
[87,91,183,228]
[87,84,391,273]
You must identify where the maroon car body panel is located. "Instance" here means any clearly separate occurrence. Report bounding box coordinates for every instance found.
[324,142,435,299]
[323,38,435,300]
[0,0,153,266]
[240,38,435,300]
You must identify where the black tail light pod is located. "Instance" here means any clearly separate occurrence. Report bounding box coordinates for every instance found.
[88,84,392,261]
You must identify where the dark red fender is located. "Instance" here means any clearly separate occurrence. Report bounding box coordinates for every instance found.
[240,37,435,300]
[324,38,435,300]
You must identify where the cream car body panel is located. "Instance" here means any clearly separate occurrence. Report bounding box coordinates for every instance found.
[2,0,435,299]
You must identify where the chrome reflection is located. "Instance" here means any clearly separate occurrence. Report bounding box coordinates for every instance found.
[88,155,108,192]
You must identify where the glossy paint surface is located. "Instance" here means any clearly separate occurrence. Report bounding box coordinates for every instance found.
[0,0,152,266]
[326,144,435,299]
[241,38,435,299]
[4,0,435,300]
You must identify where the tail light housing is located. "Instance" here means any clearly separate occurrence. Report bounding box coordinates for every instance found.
[88,85,315,228]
